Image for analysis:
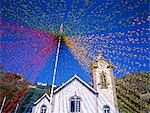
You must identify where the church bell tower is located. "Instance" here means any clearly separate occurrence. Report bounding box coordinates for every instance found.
[90,52,118,112]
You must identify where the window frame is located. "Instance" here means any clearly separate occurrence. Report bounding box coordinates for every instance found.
[103,105,110,113]
[69,95,81,113]
[40,104,47,113]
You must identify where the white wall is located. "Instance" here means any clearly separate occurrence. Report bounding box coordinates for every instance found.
[32,97,50,113]
[52,79,98,113]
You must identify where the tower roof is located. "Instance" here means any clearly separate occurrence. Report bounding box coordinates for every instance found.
[90,51,114,72]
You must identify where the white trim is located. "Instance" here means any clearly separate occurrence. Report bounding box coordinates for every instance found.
[34,93,50,105]
[33,75,98,107]
[54,75,98,94]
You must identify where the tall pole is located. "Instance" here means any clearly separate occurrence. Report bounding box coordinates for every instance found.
[14,103,19,113]
[0,96,6,113]
[49,24,63,113]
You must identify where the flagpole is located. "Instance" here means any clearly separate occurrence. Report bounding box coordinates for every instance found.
[49,24,63,113]
[0,96,6,113]
[14,103,19,113]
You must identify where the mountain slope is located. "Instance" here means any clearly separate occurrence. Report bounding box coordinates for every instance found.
[0,71,29,113]
[116,71,150,113]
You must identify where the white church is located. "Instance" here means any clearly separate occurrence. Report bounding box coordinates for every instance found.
[31,53,119,113]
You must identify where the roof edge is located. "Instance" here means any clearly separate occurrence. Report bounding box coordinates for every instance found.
[34,93,50,105]
[54,75,98,94]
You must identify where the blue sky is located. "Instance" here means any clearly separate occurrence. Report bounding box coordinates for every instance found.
[1,0,149,85]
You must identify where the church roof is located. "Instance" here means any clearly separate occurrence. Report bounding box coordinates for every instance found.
[33,93,50,105]
[54,75,98,94]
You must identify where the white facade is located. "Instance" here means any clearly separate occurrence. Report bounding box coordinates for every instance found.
[52,76,98,113]
[32,94,51,113]
[32,53,118,113]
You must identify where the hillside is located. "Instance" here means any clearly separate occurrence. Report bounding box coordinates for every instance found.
[0,71,29,113]
[0,71,53,113]
[116,71,150,113]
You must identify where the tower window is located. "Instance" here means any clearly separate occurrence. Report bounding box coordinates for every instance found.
[40,105,47,113]
[100,71,109,89]
[70,96,81,112]
[103,105,110,113]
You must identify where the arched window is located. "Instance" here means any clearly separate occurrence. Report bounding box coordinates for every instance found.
[70,96,81,113]
[40,105,47,113]
[103,105,110,113]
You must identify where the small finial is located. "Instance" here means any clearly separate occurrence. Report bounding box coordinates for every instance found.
[75,91,77,96]
[59,24,63,34]
[97,50,103,60]
[98,51,102,57]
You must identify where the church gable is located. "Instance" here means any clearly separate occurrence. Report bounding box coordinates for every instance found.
[34,93,50,105]
[52,75,98,113]
[32,93,50,113]
[54,75,98,94]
